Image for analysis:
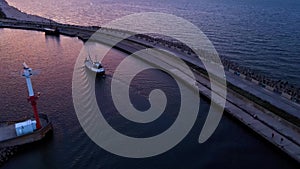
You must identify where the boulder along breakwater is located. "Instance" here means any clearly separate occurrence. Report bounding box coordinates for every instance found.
[0,146,17,166]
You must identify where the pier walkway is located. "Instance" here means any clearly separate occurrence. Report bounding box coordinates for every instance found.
[0,125,16,142]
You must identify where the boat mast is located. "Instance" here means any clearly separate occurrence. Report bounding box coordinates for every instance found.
[22,63,42,129]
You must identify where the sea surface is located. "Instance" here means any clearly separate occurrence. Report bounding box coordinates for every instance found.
[5,0,300,86]
[0,28,299,169]
[1,0,300,168]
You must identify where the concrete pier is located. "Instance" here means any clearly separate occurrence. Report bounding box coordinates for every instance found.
[0,125,16,142]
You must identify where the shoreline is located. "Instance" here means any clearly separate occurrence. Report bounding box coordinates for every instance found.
[0,0,300,164]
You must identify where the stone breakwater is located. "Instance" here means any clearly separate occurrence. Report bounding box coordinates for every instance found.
[134,34,300,104]
[223,59,299,100]
[0,146,17,167]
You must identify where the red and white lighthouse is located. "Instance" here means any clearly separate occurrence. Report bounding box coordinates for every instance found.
[22,63,42,129]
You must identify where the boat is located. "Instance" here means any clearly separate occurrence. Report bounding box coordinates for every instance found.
[44,27,60,36]
[0,63,53,148]
[85,55,105,77]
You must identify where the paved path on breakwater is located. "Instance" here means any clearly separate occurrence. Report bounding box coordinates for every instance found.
[1,18,300,163]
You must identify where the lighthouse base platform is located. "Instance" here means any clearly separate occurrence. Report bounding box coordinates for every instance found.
[0,114,53,148]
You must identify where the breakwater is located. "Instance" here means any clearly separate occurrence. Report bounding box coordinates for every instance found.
[134,34,300,104]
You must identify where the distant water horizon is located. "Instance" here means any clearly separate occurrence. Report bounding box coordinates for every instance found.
[5,0,300,87]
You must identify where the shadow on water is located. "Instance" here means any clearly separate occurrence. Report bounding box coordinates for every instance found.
[45,34,60,44]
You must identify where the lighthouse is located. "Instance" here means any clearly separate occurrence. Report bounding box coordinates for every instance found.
[22,63,42,129]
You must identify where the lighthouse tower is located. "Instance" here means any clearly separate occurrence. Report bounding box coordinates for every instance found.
[22,63,42,129]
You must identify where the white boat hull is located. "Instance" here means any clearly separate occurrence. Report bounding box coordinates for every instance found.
[85,60,105,76]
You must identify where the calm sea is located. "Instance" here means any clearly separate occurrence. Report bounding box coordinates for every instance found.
[5,0,300,86]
